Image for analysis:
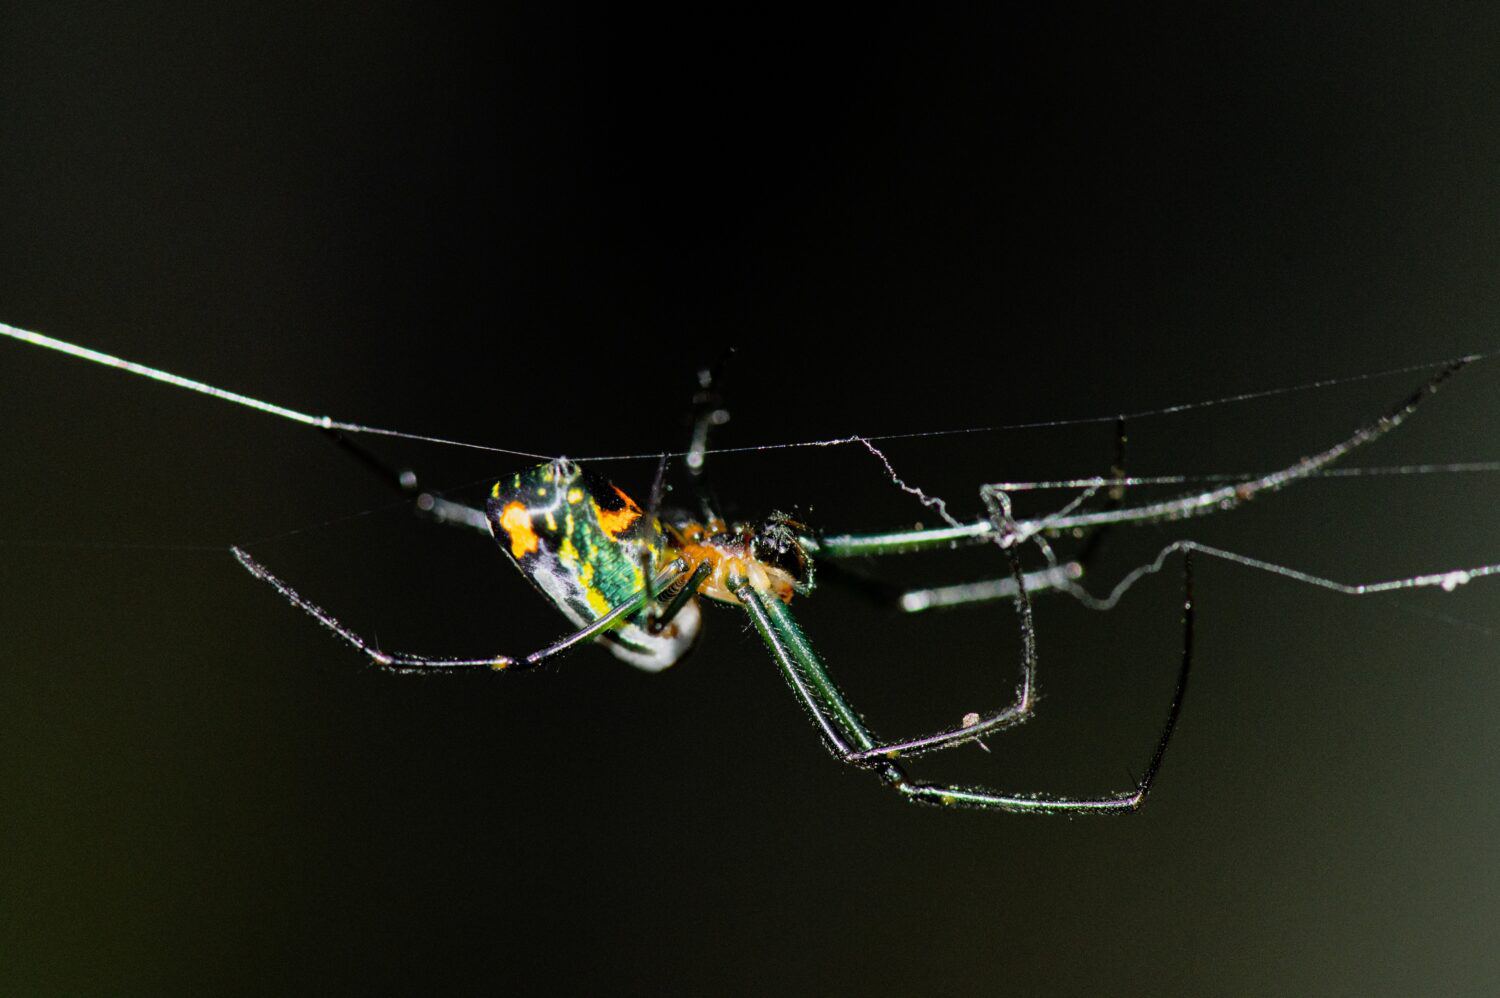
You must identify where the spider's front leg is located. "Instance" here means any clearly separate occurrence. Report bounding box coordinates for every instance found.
[322,428,491,533]
[812,358,1468,566]
[731,552,1196,814]
[891,419,1129,614]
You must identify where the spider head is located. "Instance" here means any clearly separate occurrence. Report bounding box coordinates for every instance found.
[749,511,814,595]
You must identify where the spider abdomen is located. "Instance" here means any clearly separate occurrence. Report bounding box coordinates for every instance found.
[485,459,698,671]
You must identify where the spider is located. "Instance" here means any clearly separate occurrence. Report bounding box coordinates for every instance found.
[233,353,1467,814]
[0,322,1483,813]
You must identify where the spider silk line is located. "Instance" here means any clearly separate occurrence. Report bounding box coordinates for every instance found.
[0,322,554,462]
[3,320,1496,463]
[577,350,1496,462]
[855,437,964,528]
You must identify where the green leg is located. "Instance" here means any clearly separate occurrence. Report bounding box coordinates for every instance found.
[649,560,713,632]
[897,554,1195,813]
[808,361,1464,560]
[734,579,879,758]
[734,554,1196,814]
[905,416,1120,610]
[897,561,1083,612]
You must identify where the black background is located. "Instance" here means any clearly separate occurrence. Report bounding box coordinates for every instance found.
[4,6,1500,995]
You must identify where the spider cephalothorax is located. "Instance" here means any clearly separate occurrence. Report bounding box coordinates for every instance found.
[662,511,813,607]
[749,512,814,592]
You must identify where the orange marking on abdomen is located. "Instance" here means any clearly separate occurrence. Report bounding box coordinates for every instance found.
[499,501,540,559]
[594,495,642,538]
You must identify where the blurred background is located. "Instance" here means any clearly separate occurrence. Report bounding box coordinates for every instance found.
[3,5,1500,995]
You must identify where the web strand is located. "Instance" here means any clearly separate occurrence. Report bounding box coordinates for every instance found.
[4,320,1495,464]
[0,322,555,461]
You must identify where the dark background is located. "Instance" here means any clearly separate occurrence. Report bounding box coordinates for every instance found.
[3,5,1500,995]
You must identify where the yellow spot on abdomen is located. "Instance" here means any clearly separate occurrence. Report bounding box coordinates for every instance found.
[584,587,613,618]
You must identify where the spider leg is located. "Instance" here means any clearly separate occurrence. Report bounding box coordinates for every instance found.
[895,561,1083,612]
[1025,358,1463,533]
[897,556,1192,813]
[636,453,672,625]
[628,355,736,632]
[842,488,1151,759]
[732,553,1196,813]
[889,359,1482,614]
[1065,414,1129,568]
[894,433,1119,612]
[895,537,1500,614]
[652,559,714,630]
[231,546,688,673]
[322,428,490,533]
[733,577,877,759]
[810,359,1467,558]
[1074,539,1500,609]
[686,350,734,524]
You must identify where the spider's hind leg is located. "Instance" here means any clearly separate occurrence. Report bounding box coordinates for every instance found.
[893,553,1195,814]
[734,548,1196,815]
